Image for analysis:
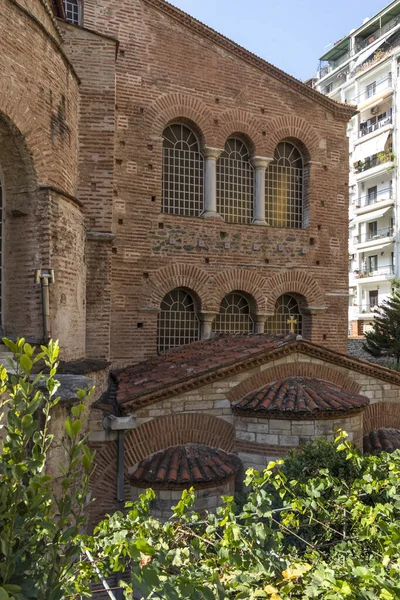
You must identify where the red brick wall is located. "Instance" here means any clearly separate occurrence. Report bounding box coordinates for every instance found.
[78,0,352,364]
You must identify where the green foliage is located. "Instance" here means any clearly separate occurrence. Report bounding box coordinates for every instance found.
[78,432,400,600]
[0,338,95,600]
[363,288,400,365]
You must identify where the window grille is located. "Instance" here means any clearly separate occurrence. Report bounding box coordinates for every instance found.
[265,142,303,228]
[213,292,254,334]
[216,138,254,223]
[266,294,303,336]
[162,124,204,216]
[63,0,80,24]
[157,288,200,352]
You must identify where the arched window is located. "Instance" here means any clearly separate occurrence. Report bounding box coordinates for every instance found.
[63,0,81,24]
[157,288,200,352]
[267,294,303,336]
[162,124,204,216]
[213,292,254,334]
[266,141,303,228]
[216,138,254,223]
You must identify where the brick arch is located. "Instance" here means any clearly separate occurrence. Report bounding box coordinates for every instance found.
[145,263,212,310]
[212,268,268,313]
[216,109,266,156]
[228,362,361,403]
[124,413,236,469]
[264,115,321,161]
[363,402,400,434]
[147,93,215,147]
[265,270,324,313]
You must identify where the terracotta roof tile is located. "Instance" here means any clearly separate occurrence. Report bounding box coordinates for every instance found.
[115,334,293,406]
[130,444,241,488]
[234,377,369,418]
[363,428,400,454]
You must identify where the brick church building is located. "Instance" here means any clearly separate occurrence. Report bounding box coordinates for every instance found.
[3,0,400,526]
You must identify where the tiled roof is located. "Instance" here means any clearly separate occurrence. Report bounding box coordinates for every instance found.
[363,428,400,454]
[130,444,241,488]
[115,334,293,407]
[234,377,369,418]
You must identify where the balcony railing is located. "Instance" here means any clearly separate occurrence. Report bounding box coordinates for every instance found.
[352,187,393,208]
[359,114,392,137]
[354,151,394,173]
[355,14,400,53]
[354,304,381,314]
[353,228,394,244]
[352,264,394,278]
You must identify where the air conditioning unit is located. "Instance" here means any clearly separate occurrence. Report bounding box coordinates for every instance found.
[371,105,380,115]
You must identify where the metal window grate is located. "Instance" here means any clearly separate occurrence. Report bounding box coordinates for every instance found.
[162,124,204,216]
[216,138,254,223]
[266,142,303,228]
[266,294,303,336]
[63,0,80,24]
[213,292,254,334]
[157,288,200,352]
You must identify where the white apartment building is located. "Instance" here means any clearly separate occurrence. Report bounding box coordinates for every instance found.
[315,1,400,336]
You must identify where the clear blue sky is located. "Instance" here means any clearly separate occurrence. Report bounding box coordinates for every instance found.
[169,0,389,81]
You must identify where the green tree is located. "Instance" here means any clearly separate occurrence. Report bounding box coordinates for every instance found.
[78,433,400,600]
[363,288,400,365]
[0,338,95,600]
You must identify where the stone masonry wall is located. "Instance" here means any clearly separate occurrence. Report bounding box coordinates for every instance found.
[79,0,352,364]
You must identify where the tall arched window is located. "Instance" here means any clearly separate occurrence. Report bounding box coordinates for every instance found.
[266,141,303,228]
[216,138,254,223]
[213,292,254,334]
[162,124,204,217]
[63,0,81,24]
[267,294,303,336]
[157,288,200,352]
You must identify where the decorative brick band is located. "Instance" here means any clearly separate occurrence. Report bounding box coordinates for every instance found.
[265,270,324,313]
[124,413,236,467]
[145,263,211,309]
[147,92,214,147]
[363,402,400,434]
[236,439,297,457]
[212,268,268,313]
[264,115,322,161]
[228,362,361,402]
[215,108,265,156]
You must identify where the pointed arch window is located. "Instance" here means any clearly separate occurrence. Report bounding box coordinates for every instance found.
[267,294,303,336]
[157,288,200,352]
[162,124,204,216]
[213,292,254,334]
[216,138,254,223]
[266,142,303,228]
[63,0,81,24]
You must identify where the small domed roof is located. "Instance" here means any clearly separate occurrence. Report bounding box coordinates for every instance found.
[363,428,400,454]
[234,377,369,419]
[130,444,241,489]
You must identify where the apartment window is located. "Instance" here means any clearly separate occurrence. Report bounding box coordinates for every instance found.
[368,255,378,272]
[216,138,254,224]
[63,0,80,24]
[157,288,200,353]
[212,292,254,334]
[368,221,377,240]
[366,81,376,98]
[367,186,377,205]
[324,83,333,94]
[265,141,303,228]
[162,124,204,217]
[369,290,379,310]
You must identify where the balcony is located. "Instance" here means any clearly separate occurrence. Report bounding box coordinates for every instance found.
[353,304,380,318]
[359,114,392,137]
[353,228,394,245]
[352,264,394,281]
[352,187,393,211]
[355,13,400,53]
[353,151,394,174]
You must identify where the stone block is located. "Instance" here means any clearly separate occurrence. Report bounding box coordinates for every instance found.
[256,433,278,445]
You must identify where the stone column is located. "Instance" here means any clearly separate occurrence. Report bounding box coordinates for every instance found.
[200,311,218,339]
[201,147,224,218]
[254,313,268,334]
[251,156,273,226]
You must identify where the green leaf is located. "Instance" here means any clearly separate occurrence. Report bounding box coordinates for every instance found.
[19,354,32,374]
[0,588,9,600]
